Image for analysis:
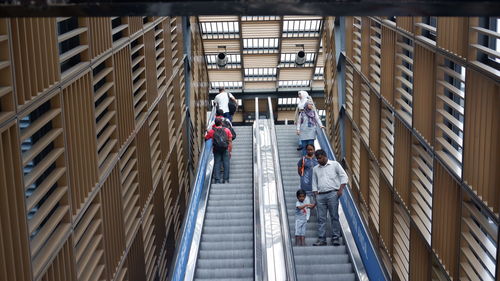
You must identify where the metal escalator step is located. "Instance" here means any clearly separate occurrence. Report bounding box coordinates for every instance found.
[209,194,253,201]
[206,204,252,214]
[205,212,253,220]
[201,233,253,242]
[204,218,253,227]
[199,240,253,251]
[297,274,356,281]
[202,225,253,234]
[294,253,350,264]
[198,249,253,259]
[195,268,254,279]
[295,263,353,274]
[209,189,252,195]
[197,258,253,269]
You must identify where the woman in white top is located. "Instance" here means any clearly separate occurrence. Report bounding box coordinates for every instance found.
[297,101,324,155]
[295,90,313,150]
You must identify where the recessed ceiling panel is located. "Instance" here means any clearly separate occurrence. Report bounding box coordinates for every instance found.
[241,22,281,38]
[279,68,313,80]
[243,54,278,68]
[203,39,240,53]
[244,81,277,90]
[209,70,242,81]
[281,39,319,52]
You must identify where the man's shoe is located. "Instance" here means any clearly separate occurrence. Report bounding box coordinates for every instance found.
[296,146,303,151]
[222,180,225,184]
[313,240,327,246]
[214,180,221,184]
[225,180,230,184]
[332,238,340,246]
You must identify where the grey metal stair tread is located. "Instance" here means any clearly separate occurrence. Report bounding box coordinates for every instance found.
[205,212,253,220]
[297,274,356,281]
[204,219,253,227]
[199,240,253,251]
[198,249,253,259]
[294,253,350,264]
[197,258,253,269]
[201,233,253,242]
[195,279,253,281]
[195,268,253,279]
[295,263,353,274]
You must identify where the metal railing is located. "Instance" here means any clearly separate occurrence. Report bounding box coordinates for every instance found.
[314,109,390,281]
[169,106,217,281]
[267,97,297,281]
[253,97,264,281]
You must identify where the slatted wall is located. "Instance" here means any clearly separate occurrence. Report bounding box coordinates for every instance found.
[329,16,500,281]
[0,16,209,281]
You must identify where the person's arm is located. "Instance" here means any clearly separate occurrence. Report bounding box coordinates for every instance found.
[296,113,301,134]
[297,159,302,176]
[205,129,213,140]
[315,112,324,128]
[226,128,233,153]
[312,167,318,195]
[336,162,349,197]
[229,92,237,103]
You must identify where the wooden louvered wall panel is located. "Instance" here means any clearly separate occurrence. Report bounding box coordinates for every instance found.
[393,201,410,281]
[127,230,147,281]
[92,55,118,176]
[130,35,148,124]
[394,118,411,209]
[361,17,371,77]
[432,160,461,280]
[0,16,205,281]
[0,19,15,123]
[379,177,393,258]
[39,240,76,281]
[19,92,71,280]
[412,43,435,145]
[437,17,468,59]
[10,18,59,108]
[359,143,370,206]
[119,141,141,248]
[113,46,135,148]
[62,71,99,217]
[88,17,112,61]
[136,124,153,212]
[73,197,105,281]
[128,17,143,37]
[57,17,90,81]
[397,17,414,34]
[380,26,395,105]
[345,17,354,61]
[0,122,32,281]
[369,90,381,159]
[409,224,431,281]
[463,69,499,217]
[101,166,126,281]
[144,29,158,107]
[352,71,361,126]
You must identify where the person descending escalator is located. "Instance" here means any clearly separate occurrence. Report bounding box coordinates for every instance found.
[205,118,233,184]
[296,101,325,156]
[312,149,349,246]
[295,189,314,246]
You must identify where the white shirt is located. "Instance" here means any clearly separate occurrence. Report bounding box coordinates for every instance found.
[312,160,348,193]
[214,91,235,113]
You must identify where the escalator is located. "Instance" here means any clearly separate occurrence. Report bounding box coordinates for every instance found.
[276,125,356,281]
[193,126,254,280]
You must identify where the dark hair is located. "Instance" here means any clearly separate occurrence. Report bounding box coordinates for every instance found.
[296,189,306,198]
[305,144,315,150]
[214,118,222,126]
[219,87,225,92]
[314,149,327,158]
[216,109,224,116]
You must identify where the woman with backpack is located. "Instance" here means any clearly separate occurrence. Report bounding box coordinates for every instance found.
[205,118,233,183]
[296,101,324,156]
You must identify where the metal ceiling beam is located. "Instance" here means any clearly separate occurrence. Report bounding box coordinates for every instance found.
[209,89,325,100]
[310,17,325,83]
[1,1,499,16]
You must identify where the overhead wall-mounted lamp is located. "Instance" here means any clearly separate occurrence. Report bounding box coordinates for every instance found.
[216,45,228,68]
[295,44,306,67]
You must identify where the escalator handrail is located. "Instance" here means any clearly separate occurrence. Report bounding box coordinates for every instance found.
[253,97,265,281]
[267,97,298,281]
[315,112,390,281]
[170,107,217,281]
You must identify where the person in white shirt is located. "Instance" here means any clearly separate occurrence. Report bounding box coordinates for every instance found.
[312,149,348,246]
[213,87,237,122]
